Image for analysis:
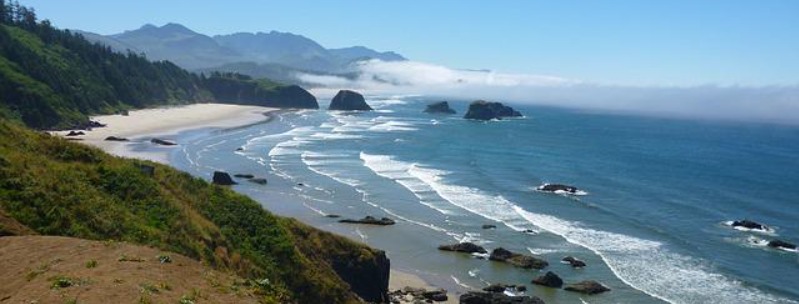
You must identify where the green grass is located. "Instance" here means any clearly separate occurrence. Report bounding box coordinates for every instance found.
[0,120,382,303]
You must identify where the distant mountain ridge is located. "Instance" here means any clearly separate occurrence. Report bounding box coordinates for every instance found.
[80,23,406,76]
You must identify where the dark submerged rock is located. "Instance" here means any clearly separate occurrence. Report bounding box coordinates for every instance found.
[248,178,268,185]
[104,136,128,141]
[537,183,579,194]
[233,174,255,179]
[150,138,177,146]
[731,219,768,230]
[328,90,372,111]
[325,214,341,218]
[532,271,563,288]
[424,101,456,114]
[212,171,237,185]
[438,242,487,254]
[460,291,546,304]
[339,216,395,226]
[65,130,85,136]
[489,247,548,269]
[562,256,587,268]
[564,280,611,295]
[482,224,497,229]
[463,100,522,120]
[768,239,797,250]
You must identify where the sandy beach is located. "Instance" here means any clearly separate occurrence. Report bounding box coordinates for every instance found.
[54,103,277,163]
[53,103,455,301]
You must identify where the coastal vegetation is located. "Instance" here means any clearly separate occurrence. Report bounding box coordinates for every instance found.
[0,0,316,130]
[0,119,388,302]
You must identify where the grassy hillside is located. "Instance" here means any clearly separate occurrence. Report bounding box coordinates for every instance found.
[0,120,388,303]
[0,1,317,130]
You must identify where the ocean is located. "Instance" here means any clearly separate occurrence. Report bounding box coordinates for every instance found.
[168,96,799,303]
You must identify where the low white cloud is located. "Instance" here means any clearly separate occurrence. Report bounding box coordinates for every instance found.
[297,60,799,124]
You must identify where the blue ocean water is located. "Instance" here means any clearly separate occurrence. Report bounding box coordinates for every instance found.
[171,96,799,303]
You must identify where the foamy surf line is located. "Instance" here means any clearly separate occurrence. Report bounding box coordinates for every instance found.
[512,206,796,304]
[370,156,795,303]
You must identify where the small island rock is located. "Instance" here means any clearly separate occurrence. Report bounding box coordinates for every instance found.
[463,100,522,120]
[329,90,372,111]
[564,280,611,295]
[339,216,395,226]
[438,242,487,254]
[104,136,128,141]
[151,138,177,146]
[212,171,237,185]
[424,101,456,114]
[460,292,545,304]
[489,247,548,269]
[532,271,563,288]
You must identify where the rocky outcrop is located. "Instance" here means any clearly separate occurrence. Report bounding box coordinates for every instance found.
[561,256,587,268]
[438,242,487,254]
[482,224,497,229]
[248,178,268,185]
[732,220,767,230]
[65,130,85,136]
[212,171,237,185]
[150,138,177,146]
[463,100,522,120]
[234,174,255,179]
[768,239,797,250]
[489,247,548,269]
[389,287,448,303]
[532,271,563,288]
[536,183,579,194]
[424,101,456,114]
[104,136,128,141]
[266,85,319,109]
[482,284,526,294]
[328,90,372,111]
[460,291,545,304]
[564,280,610,295]
[339,216,395,226]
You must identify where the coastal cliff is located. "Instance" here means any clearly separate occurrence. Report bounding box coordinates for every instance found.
[0,120,388,303]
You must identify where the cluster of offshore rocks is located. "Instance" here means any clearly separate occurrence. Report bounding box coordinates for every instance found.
[726,219,796,252]
[211,171,267,186]
[438,241,609,300]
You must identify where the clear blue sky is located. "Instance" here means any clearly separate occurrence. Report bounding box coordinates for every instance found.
[20,0,799,86]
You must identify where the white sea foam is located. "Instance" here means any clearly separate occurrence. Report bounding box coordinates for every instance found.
[368,121,419,132]
[451,275,472,289]
[359,153,458,215]
[513,206,796,304]
[308,132,364,140]
[355,227,368,241]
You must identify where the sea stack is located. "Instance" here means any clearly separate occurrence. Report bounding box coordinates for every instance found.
[463,100,522,120]
[329,90,372,111]
[424,101,456,114]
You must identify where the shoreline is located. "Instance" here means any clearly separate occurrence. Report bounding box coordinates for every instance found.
[52,103,451,300]
[53,103,278,163]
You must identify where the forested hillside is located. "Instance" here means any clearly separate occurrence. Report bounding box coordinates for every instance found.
[0,1,317,130]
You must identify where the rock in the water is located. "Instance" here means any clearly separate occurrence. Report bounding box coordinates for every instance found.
[561,256,587,268]
[235,147,244,151]
[422,289,448,302]
[438,242,487,254]
[768,239,797,250]
[463,100,522,120]
[150,138,177,146]
[532,271,563,288]
[482,224,497,229]
[460,291,545,304]
[730,219,771,231]
[234,174,255,179]
[329,90,372,111]
[564,280,610,295]
[339,216,395,226]
[489,247,548,269]
[66,130,85,136]
[104,136,128,141]
[424,101,456,114]
[325,214,341,218]
[536,183,579,194]
[212,171,237,185]
[248,178,268,185]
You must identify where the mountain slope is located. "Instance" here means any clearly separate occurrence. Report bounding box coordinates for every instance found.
[0,119,389,303]
[82,23,406,75]
[0,8,318,130]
